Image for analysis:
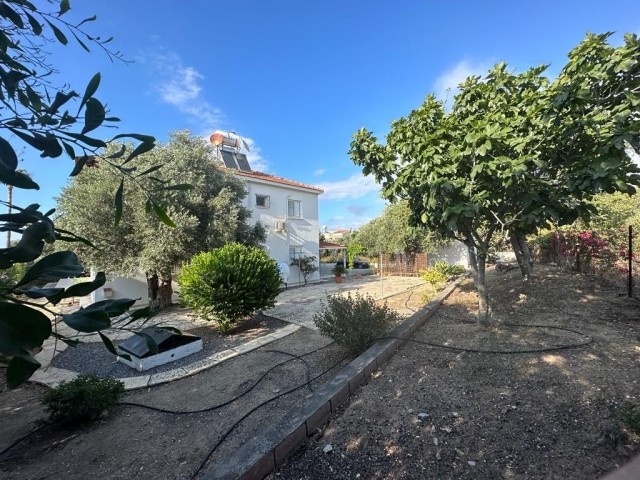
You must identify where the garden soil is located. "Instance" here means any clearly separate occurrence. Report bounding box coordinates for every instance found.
[269,265,640,479]
[1,265,639,479]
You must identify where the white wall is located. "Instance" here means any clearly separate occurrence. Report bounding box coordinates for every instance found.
[429,241,469,266]
[242,178,321,284]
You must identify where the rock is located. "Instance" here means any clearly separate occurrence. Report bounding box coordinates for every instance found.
[452,412,459,417]
[432,437,439,446]
[418,412,429,420]
[468,460,477,467]
[323,444,333,453]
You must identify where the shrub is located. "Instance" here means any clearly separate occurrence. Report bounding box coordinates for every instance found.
[290,255,319,285]
[433,261,466,276]
[178,243,281,333]
[313,293,400,354]
[421,268,447,287]
[331,264,347,276]
[617,401,640,435]
[42,374,124,424]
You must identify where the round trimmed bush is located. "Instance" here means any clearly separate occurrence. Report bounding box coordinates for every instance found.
[178,243,281,332]
[42,374,125,424]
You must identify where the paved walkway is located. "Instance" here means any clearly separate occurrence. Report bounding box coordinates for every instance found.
[266,274,427,329]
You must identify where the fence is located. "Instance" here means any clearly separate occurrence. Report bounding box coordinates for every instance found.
[379,253,428,276]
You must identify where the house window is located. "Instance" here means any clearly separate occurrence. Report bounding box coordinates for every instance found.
[288,199,302,218]
[289,245,303,260]
[255,194,270,208]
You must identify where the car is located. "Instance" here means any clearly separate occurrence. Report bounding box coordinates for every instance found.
[335,258,370,269]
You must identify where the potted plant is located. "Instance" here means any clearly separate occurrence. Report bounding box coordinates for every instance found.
[331,264,347,283]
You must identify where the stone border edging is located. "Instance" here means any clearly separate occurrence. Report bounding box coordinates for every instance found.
[203,278,464,480]
[30,324,300,391]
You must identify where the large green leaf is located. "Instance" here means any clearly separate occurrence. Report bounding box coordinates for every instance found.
[62,309,111,333]
[6,353,41,389]
[152,201,176,227]
[15,251,84,288]
[82,97,105,134]
[0,302,52,356]
[0,136,18,170]
[83,298,137,318]
[81,74,101,110]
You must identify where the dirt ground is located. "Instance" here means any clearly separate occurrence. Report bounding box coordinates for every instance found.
[269,265,640,479]
[2,265,639,479]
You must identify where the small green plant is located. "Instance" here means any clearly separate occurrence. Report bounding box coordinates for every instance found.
[432,261,466,276]
[178,243,281,333]
[313,293,400,354]
[617,401,640,435]
[331,264,347,277]
[42,374,125,424]
[421,268,447,287]
[290,255,319,285]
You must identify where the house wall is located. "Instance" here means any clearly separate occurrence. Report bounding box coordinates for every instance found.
[242,178,321,285]
[429,241,469,267]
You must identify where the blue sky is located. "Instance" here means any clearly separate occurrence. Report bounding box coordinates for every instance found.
[13,0,640,230]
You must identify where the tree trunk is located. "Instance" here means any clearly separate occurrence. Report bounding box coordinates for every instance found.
[465,241,478,285]
[147,273,174,310]
[476,254,493,326]
[510,231,533,279]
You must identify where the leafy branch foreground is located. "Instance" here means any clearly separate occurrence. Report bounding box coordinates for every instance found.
[0,1,188,387]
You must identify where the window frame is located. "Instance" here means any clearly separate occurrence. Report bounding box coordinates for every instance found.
[255,194,270,209]
[289,245,303,261]
[287,199,302,218]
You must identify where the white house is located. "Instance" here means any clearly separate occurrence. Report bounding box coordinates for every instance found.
[210,132,324,285]
[231,169,324,285]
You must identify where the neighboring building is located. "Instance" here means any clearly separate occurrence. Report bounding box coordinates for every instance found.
[212,132,324,285]
[324,228,352,242]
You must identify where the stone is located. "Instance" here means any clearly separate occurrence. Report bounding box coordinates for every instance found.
[468,460,477,467]
[323,444,333,453]
[432,437,439,446]
[418,412,429,420]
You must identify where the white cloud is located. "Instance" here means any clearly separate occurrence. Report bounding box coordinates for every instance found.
[313,168,326,176]
[148,51,270,172]
[151,52,225,134]
[317,174,380,200]
[434,60,491,102]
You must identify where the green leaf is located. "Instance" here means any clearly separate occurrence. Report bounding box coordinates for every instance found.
[0,302,52,356]
[77,15,97,27]
[58,0,71,16]
[122,141,155,164]
[137,332,159,355]
[151,201,176,227]
[159,184,193,191]
[20,287,65,300]
[83,298,137,318]
[64,132,106,149]
[114,177,124,227]
[0,164,39,189]
[106,144,127,159]
[145,198,152,214]
[80,73,101,111]
[98,332,130,361]
[0,136,18,170]
[15,251,84,288]
[82,97,105,134]
[47,91,77,115]
[47,272,107,305]
[62,309,111,333]
[136,164,164,177]
[0,3,25,28]
[25,12,42,35]
[6,354,41,389]
[46,19,68,45]
[112,133,156,144]
[69,155,89,176]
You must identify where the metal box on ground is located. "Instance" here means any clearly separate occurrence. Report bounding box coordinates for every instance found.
[116,327,203,372]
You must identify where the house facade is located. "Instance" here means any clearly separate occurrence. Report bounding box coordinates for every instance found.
[231,170,323,285]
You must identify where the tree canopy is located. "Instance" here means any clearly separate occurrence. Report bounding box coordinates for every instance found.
[350,33,640,325]
[55,130,265,308]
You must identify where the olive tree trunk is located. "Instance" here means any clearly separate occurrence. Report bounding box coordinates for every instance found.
[147,272,173,310]
[509,231,533,279]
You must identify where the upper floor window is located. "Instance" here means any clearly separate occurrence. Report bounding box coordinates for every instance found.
[255,194,270,208]
[289,245,303,260]
[288,199,302,218]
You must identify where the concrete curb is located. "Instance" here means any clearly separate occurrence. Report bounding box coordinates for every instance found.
[30,324,300,391]
[203,277,463,480]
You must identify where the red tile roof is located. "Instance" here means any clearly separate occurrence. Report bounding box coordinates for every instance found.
[320,241,346,249]
[230,169,324,193]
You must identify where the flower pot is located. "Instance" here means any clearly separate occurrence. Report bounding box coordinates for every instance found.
[334,275,343,284]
